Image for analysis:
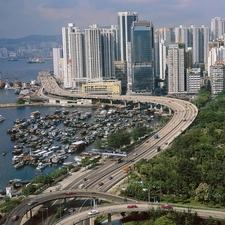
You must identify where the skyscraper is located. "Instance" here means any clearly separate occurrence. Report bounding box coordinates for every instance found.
[168,43,185,94]
[211,17,225,41]
[101,28,115,79]
[84,24,103,81]
[53,48,63,79]
[62,23,76,88]
[131,21,154,93]
[70,26,86,89]
[118,12,138,61]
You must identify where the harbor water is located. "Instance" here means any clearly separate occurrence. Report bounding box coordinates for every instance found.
[0,59,160,191]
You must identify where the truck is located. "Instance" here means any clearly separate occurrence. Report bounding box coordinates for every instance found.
[154,133,158,139]
[122,165,131,173]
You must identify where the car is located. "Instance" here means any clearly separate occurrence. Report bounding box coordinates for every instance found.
[127,204,138,208]
[146,140,149,143]
[88,210,99,215]
[12,214,19,221]
[99,182,104,186]
[28,200,37,206]
[68,207,75,213]
[161,204,173,210]
[65,191,76,195]
[108,176,113,180]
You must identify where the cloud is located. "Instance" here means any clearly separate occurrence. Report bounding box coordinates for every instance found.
[37,4,74,20]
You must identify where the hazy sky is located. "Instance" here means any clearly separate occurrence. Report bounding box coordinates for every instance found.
[0,0,224,39]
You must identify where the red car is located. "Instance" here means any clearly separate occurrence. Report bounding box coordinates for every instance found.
[127,204,138,208]
[161,204,173,210]
[65,191,76,195]
[99,182,104,186]
[12,214,19,221]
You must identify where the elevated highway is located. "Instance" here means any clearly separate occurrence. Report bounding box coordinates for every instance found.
[5,75,200,224]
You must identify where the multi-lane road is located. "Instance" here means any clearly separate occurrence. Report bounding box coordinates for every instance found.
[6,76,200,224]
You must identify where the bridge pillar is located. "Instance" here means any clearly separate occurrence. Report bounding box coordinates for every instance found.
[168,108,172,115]
[124,100,127,107]
[110,99,113,105]
[159,105,163,113]
[108,213,112,225]
[30,209,32,218]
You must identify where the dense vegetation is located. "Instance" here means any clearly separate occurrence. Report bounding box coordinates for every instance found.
[121,90,225,212]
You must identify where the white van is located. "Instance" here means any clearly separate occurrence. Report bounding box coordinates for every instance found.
[79,183,85,189]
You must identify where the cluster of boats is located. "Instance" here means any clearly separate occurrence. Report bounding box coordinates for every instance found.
[6,107,155,171]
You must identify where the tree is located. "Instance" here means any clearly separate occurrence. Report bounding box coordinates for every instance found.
[195,183,210,204]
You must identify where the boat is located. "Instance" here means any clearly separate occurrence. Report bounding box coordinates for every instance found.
[36,162,47,170]
[0,115,5,122]
[26,57,45,63]
[14,161,24,169]
[2,151,6,156]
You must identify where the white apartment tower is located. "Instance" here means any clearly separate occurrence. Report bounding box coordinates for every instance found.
[190,25,199,64]
[175,25,189,49]
[62,23,76,88]
[84,24,103,81]
[168,43,185,94]
[118,12,138,61]
[210,62,225,94]
[186,68,201,94]
[53,48,63,78]
[211,17,225,41]
[154,28,175,79]
[101,28,115,79]
[70,27,86,89]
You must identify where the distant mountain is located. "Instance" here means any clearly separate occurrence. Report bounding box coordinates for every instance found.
[0,35,62,46]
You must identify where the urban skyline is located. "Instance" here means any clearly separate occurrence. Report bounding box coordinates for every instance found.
[0,0,225,39]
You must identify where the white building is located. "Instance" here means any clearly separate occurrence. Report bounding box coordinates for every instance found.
[186,68,201,94]
[62,23,76,88]
[211,17,225,41]
[84,24,103,82]
[210,62,225,94]
[168,43,185,94]
[53,48,63,78]
[101,28,115,79]
[118,12,138,61]
[70,26,86,89]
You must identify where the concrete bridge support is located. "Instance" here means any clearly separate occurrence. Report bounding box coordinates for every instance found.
[108,213,112,225]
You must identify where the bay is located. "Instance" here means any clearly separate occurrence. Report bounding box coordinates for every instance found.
[0,59,160,191]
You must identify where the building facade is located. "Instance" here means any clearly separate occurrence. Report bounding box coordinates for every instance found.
[118,12,138,61]
[210,62,225,94]
[168,43,185,94]
[131,21,154,93]
[186,68,201,94]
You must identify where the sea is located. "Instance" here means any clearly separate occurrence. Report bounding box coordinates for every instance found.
[0,59,160,191]
[0,59,98,190]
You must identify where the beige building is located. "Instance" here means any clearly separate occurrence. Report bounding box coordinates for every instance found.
[82,80,121,95]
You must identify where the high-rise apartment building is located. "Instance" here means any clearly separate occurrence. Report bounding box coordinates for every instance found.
[208,46,225,76]
[84,24,103,82]
[175,25,209,66]
[131,21,154,93]
[186,68,201,94]
[62,23,76,88]
[101,28,115,79]
[211,17,225,41]
[53,48,63,79]
[118,12,138,61]
[70,27,86,89]
[154,28,175,85]
[210,62,225,94]
[168,43,185,94]
[175,25,189,49]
